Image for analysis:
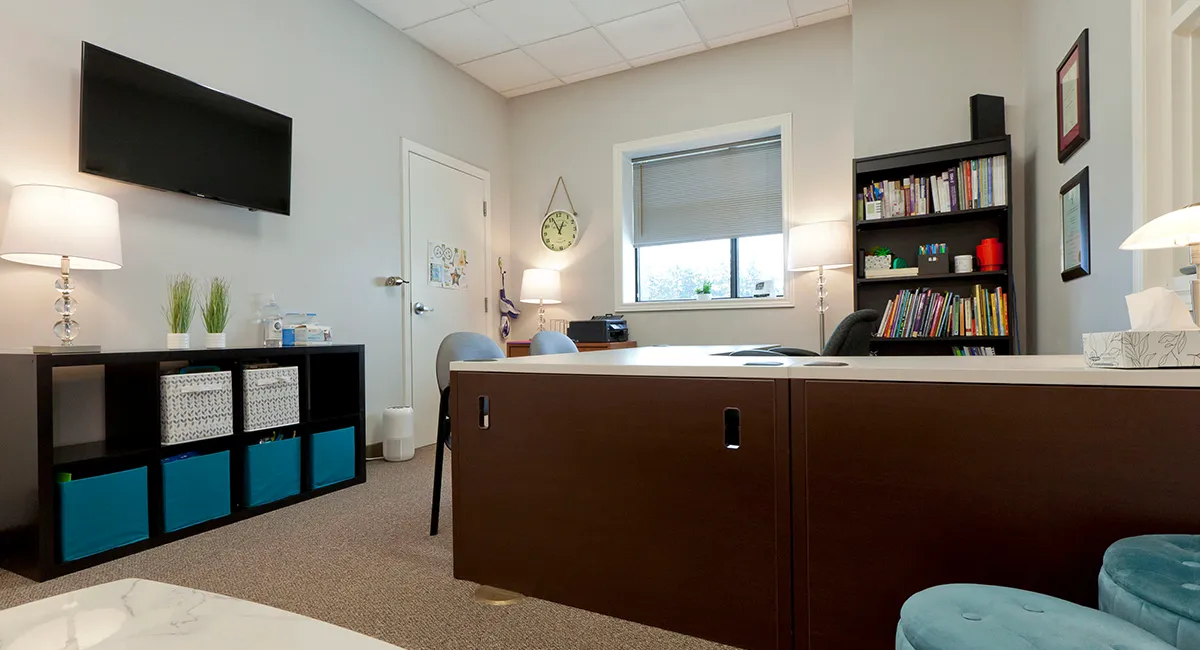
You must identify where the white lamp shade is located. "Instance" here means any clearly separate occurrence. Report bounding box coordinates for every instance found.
[1,185,123,270]
[520,268,562,304]
[788,220,852,271]
[1120,203,1200,250]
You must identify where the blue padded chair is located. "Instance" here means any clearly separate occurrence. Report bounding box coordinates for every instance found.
[430,332,504,536]
[1101,535,1200,649]
[897,584,1174,650]
[530,331,578,355]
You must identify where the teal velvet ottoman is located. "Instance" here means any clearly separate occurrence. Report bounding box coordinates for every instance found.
[1101,535,1200,649]
[897,584,1175,650]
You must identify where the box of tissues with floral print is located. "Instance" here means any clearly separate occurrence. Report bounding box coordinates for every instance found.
[1082,288,1200,368]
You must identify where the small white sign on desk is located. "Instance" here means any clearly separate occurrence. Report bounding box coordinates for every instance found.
[1082,331,1200,369]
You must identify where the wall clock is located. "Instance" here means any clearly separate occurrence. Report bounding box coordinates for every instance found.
[541,209,578,252]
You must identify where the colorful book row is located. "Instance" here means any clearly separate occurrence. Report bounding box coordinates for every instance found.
[876,285,1010,339]
[952,346,998,356]
[857,155,1008,220]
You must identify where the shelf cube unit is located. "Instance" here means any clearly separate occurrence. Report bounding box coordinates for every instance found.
[0,345,366,581]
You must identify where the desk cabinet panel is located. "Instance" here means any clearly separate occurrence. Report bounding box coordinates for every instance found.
[802,380,1200,650]
[452,372,789,650]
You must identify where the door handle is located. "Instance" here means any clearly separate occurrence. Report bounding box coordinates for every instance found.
[385,276,409,287]
[413,302,434,315]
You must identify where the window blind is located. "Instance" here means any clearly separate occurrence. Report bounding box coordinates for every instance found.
[634,137,782,247]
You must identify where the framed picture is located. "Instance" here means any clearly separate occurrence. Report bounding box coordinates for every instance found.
[1056,29,1090,163]
[1060,167,1091,282]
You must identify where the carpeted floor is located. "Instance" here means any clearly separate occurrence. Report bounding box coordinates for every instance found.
[0,447,729,650]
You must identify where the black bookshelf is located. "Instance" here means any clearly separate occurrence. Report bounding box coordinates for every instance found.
[853,136,1018,356]
[0,345,366,581]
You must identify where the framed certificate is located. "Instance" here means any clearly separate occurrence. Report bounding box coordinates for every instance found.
[1060,167,1091,282]
[1056,29,1090,163]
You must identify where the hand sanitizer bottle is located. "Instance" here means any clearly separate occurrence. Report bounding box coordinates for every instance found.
[261,294,283,347]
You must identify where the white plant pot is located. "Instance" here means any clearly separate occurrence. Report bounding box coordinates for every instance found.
[696,293,713,301]
[167,333,190,350]
[205,332,227,349]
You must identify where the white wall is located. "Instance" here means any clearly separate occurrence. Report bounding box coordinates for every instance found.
[852,0,1030,350]
[0,0,510,444]
[1024,0,1135,352]
[507,20,854,349]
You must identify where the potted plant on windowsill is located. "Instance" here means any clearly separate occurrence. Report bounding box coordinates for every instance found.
[163,273,196,350]
[202,277,231,349]
[695,281,714,301]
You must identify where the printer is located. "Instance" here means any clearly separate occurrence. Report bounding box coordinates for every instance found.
[567,314,629,343]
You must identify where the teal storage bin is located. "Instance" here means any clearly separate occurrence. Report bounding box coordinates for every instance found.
[163,451,231,532]
[309,427,356,489]
[58,466,149,562]
[244,437,300,507]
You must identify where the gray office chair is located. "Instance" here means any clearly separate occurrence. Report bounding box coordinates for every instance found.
[530,330,579,355]
[431,332,504,536]
[773,309,881,357]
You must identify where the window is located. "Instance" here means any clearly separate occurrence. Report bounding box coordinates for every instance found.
[631,134,786,304]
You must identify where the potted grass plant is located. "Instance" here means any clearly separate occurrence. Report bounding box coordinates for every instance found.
[202,277,231,349]
[695,280,714,301]
[163,273,196,350]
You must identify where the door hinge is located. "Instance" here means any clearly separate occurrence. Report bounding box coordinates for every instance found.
[484,297,489,313]
[483,200,488,217]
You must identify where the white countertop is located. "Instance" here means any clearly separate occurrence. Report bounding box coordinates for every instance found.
[450,346,1200,388]
[0,579,402,650]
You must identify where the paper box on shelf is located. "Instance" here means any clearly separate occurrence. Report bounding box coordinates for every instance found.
[1082,331,1200,369]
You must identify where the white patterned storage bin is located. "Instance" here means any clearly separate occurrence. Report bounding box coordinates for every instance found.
[160,371,234,445]
[244,366,300,432]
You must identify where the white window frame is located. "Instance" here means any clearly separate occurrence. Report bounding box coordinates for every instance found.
[612,114,795,313]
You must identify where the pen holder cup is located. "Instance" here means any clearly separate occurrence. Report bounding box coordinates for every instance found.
[918,255,951,275]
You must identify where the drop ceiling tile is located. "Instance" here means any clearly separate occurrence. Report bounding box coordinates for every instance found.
[706,19,792,48]
[502,77,565,97]
[628,41,706,67]
[570,0,677,24]
[598,4,702,60]
[561,61,632,84]
[794,3,849,27]
[353,0,467,29]
[474,0,590,45]
[684,0,791,40]
[524,28,624,77]
[790,0,846,19]
[405,10,516,64]
[460,49,556,92]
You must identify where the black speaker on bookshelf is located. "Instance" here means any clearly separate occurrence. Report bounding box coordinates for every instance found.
[970,94,1006,139]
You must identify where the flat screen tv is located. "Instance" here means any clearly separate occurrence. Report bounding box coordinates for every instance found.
[79,43,292,215]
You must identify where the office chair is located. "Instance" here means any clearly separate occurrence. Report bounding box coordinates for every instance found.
[530,330,578,355]
[430,332,504,536]
[773,309,880,357]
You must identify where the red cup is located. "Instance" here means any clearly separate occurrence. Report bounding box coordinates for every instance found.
[976,238,1004,272]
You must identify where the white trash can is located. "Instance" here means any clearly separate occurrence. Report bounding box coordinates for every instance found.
[382,406,415,462]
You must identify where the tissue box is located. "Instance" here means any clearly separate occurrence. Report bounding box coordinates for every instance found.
[1082,331,1200,369]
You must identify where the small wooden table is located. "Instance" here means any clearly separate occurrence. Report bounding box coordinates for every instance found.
[506,339,637,358]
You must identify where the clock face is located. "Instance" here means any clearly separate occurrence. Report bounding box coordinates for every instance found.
[541,210,578,252]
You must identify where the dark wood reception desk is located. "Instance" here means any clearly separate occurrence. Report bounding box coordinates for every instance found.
[449,349,1200,650]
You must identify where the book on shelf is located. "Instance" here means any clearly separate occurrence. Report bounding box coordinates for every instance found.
[864,267,920,279]
[952,346,997,356]
[858,155,1007,220]
[875,284,1009,339]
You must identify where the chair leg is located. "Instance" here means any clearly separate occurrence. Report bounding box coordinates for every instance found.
[430,389,451,536]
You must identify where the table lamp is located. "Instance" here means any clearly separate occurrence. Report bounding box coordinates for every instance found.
[1120,203,1200,326]
[0,185,123,350]
[788,220,852,346]
[520,268,562,332]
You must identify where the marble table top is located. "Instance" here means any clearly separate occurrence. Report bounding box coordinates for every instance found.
[0,579,403,649]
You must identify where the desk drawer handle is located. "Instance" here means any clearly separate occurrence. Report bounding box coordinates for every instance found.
[479,396,490,430]
[724,408,740,450]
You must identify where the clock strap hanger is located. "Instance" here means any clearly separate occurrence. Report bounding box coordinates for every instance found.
[544,176,578,217]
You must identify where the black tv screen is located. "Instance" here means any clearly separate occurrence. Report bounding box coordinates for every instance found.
[80,43,292,215]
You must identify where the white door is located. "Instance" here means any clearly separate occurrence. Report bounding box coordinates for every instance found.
[402,142,491,449]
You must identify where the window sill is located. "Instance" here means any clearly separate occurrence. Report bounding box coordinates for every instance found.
[618,297,794,313]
